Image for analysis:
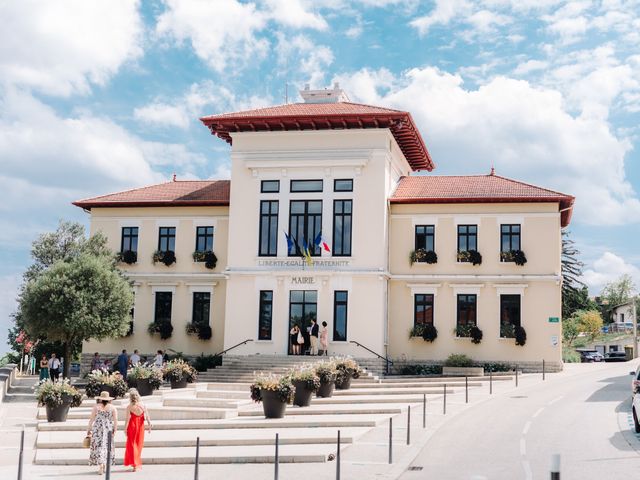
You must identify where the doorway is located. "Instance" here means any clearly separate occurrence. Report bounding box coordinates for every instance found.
[288,290,317,355]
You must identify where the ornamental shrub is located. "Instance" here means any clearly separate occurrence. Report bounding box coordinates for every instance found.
[515,325,527,346]
[470,326,483,344]
[444,354,473,368]
[421,324,438,342]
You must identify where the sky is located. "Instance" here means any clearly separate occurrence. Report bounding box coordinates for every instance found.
[1,0,640,352]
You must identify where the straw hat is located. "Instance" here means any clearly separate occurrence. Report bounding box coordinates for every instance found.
[97,391,114,401]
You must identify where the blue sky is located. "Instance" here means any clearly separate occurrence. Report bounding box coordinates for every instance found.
[1,0,640,352]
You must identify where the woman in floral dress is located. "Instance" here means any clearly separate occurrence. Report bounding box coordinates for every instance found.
[86,391,118,475]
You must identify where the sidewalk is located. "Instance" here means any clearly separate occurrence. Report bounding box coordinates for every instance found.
[0,365,601,480]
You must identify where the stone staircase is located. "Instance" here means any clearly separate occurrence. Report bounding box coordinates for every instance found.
[4,374,39,403]
[33,356,514,466]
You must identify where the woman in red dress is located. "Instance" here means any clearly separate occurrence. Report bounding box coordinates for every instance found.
[124,388,152,471]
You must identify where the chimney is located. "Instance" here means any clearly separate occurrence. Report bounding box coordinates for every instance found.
[300,83,350,104]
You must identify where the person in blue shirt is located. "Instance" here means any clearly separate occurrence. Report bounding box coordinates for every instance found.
[117,350,129,379]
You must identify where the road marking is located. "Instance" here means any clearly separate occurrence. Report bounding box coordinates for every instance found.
[522,420,531,435]
[532,407,545,418]
[547,395,564,406]
[520,438,526,455]
[522,459,533,480]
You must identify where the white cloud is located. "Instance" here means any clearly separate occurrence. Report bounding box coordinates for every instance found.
[0,273,21,354]
[582,251,640,293]
[0,0,143,96]
[410,0,471,35]
[134,103,191,129]
[275,34,334,88]
[264,0,328,30]
[513,59,549,75]
[333,66,640,226]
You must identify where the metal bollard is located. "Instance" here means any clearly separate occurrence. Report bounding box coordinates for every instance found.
[17,427,24,480]
[106,430,112,479]
[388,417,393,464]
[543,359,546,380]
[443,384,447,415]
[490,368,493,395]
[274,433,279,480]
[194,436,200,480]
[336,430,341,480]
[550,453,560,479]
[422,394,426,429]
[516,365,519,387]
[465,376,468,403]
[406,406,411,445]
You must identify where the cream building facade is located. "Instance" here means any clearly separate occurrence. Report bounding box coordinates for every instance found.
[75,86,574,371]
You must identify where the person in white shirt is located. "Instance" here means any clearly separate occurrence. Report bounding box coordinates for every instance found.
[48,353,61,381]
[153,350,164,367]
[129,350,141,367]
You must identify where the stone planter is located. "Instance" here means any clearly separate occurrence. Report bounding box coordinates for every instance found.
[98,384,116,398]
[127,377,137,389]
[170,378,188,389]
[442,366,484,377]
[136,378,153,397]
[335,375,352,390]
[45,395,72,422]
[292,380,314,407]
[316,379,335,398]
[261,389,287,418]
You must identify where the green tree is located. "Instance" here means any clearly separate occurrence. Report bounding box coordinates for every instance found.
[574,310,604,341]
[562,316,581,347]
[561,231,587,319]
[600,274,636,322]
[20,254,133,378]
[562,285,597,320]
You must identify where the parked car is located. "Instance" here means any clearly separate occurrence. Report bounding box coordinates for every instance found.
[630,366,640,395]
[578,350,603,363]
[604,352,627,362]
[632,389,640,433]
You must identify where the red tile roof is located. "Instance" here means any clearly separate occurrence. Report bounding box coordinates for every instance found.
[73,180,230,210]
[200,102,434,171]
[391,174,575,226]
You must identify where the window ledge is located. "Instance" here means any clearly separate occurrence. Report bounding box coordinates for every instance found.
[453,336,473,340]
[330,340,348,344]
[498,337,516,341]
[255,340,273,343]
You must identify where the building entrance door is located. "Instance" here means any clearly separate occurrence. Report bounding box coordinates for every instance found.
[288,290,317,355]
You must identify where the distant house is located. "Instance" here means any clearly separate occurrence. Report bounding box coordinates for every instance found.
[610,301,634,333]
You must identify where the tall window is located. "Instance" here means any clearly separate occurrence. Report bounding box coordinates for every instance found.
[333,200,352,256]
[289,200,322,256]
[192,292,211,326]
[456,294,477,335]
[501,224,521,254]
[154,292,172,325]
[195,226,214,252]
[457,225,477,252]
[158,227,176,252]
[258,291,273,340]
[414,294,434,326]
[500,295,521,337]
[333,291,348,341]
[121,227,138,253]
[289,291,318,353]
[415,225,435,252]
[259,201,278,256]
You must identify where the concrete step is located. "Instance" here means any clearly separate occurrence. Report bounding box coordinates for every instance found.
[37,427,365,449]
[34,443,340,464]
[333,387,454,396]
[311,394,438,405]
[196,391,250,400]
[239,403,404,416]
[349,381,482,389]
[206,383,250,391]
[37,405,237,421]
[163,397,251,409]
[37,414,389,432]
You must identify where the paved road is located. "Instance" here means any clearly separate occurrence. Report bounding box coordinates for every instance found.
[401,361,640,480]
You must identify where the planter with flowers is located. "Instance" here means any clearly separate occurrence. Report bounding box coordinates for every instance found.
[128,365,163,396]
[85,370,128,399]
[315,361,337,398]
[116,250,137,265]
[192,251,218,269]
[35,379,83,422]
[334,357,362,391]
[288,366,320,407]
[457,250,482,265]
[500,250,527,266]
[153,250,176,266]
[250,373,295,418]
[163,359,197,389]
[148,320,173,340]
[409,324,438,342]
[409,248,438,265]
[185,322,213,340]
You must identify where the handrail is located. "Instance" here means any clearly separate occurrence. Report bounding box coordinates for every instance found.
[214,339,253,357]
[349,340,393,375]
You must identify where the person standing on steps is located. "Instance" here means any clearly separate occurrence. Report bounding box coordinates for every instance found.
[39,354,49,381]
[129,349,141,367]
[124,388,152,472]
[48,353,61,381]
[87,391,117,475]
[91,352,102,371]
[154,350,164,367]
[310,318,319,355]
[319,321,329,356]
[117,349,129,379]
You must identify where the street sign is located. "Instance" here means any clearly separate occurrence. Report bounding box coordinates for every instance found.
[551,335,559,346]
[548,317,560,323]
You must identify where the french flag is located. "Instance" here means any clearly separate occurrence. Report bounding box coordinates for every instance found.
[314,232,331,253]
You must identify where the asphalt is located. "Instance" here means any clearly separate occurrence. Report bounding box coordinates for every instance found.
[400,360,640,480]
